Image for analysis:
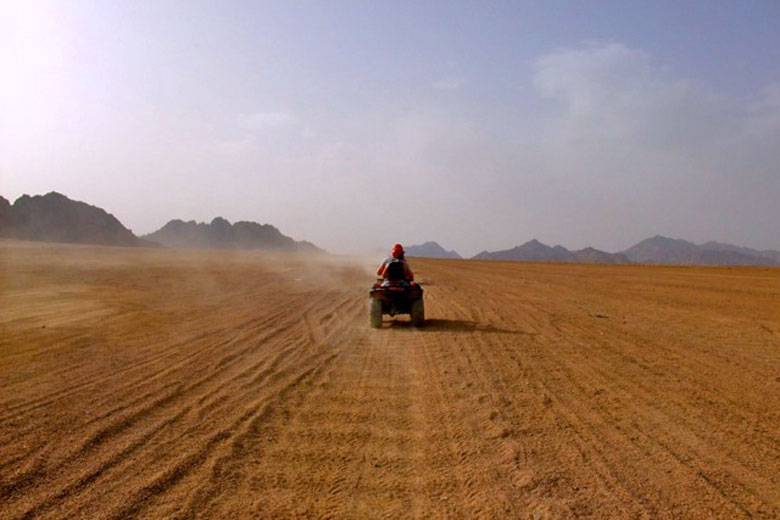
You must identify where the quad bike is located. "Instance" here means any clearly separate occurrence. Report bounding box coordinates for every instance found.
[369,279,424,328]
[369,260,424,328]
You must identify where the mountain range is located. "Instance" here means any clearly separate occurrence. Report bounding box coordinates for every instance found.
[143,218,323,253]
[405,241,462,259]
[0,192,323,253]
[473,239,630,264]
[472,236,779,266]
[622,235,779,266]
[0,192,153,247]
[1,192,777,265]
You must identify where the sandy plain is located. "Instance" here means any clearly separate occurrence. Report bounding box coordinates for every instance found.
[1,240,779,519]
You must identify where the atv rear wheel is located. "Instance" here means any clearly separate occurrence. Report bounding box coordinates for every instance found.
[369,298,383,328]
[410,298,425,327]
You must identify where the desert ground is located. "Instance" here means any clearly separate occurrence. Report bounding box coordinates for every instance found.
[1,240,779,519]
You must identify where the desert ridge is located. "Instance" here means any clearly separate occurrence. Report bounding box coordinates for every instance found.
[408,237,780,266]
[2,192,779,265]
[142,217,323,253]
[0,192,152,247]
[472,239,629,264]
[0,192,323,253]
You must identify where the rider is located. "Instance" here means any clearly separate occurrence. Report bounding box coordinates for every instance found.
[377,243,414,282]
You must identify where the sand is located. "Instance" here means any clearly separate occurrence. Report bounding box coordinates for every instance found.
[1,241,778,518]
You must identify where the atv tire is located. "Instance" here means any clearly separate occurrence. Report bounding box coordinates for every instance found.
[410,298,425,327]
[370,299,383,328]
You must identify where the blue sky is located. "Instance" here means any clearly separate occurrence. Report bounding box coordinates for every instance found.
[1,1,779,255]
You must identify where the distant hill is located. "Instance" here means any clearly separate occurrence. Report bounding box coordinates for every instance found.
[473,239,629,264]
[0,192,153,247]
[571,247,630,264]
[0,196,12,224]
[473,236,779,266]
[405,241,461,259]
[144,217,324,253]
[698,240,780,263]
[622,236,778,266]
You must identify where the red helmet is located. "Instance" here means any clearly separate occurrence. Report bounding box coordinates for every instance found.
[392,243,404,258]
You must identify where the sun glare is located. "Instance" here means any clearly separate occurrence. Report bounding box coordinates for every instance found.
[0,2,71,135]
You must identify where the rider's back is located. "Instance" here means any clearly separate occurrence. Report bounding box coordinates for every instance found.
[383,259,408,282]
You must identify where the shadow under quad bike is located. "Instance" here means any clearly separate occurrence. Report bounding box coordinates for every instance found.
[369,260,424,328]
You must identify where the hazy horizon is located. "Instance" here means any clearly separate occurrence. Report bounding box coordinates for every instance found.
[2,1,779,256]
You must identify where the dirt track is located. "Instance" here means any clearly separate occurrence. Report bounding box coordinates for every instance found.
[1,241,779,519]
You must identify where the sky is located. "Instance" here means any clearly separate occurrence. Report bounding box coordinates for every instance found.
[1,1,779,256]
